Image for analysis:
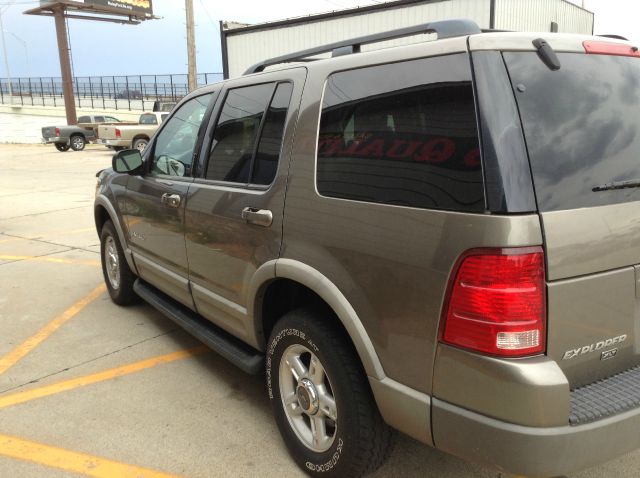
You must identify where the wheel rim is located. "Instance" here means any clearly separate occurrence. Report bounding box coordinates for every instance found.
[279,344,337,453]
[103,236,120,289]
[135,141,147,152]
[72,137,83,149]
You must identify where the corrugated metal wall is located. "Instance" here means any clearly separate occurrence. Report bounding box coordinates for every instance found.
[224,0,593,78]
[495,0,593,34]
[225,0,491,77]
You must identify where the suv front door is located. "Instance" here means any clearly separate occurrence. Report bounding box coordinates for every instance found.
[185,69,305,346]
[125,92,215,308]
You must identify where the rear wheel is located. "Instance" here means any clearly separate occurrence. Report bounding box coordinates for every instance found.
[267,309,394,477]
[132,138,148,152]
[100,220,138,305]
[69,134,86,151]
[54,142,70,152]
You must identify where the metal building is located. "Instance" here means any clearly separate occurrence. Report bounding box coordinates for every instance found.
[220,0,593,78]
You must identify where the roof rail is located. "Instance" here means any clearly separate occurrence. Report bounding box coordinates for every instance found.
[243,19,481,75]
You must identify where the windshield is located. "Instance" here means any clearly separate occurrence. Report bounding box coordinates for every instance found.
[504,52,640,212]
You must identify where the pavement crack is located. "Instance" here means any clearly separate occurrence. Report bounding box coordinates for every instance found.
[0,233,99,255]
[0,247,74,266]
[0,329,178,395]
[1,205,89,221]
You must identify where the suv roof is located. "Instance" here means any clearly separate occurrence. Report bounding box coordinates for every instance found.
[238,20,636,78]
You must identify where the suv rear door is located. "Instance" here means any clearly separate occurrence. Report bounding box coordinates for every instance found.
[184,68,306,346]
[503,45,640,387]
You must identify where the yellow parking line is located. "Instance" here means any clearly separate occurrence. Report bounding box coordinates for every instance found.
[0,432,181,478]
[0,255,101,267]
[0,346,208,409]
[0,284,106,376]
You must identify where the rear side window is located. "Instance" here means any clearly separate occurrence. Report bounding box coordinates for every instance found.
[505,52,640,211]
[78,116,91,123]
[317,53,484,212]
[252,83,293,185]
[140,114,158,125]
[206,82,292,185]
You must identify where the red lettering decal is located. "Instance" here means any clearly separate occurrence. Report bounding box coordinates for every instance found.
[356,139,386,158]
[464,148,481,167]
[341,140,362,155]
[387,140,422,159]
[414,138,455,163]
[321,139,345,156]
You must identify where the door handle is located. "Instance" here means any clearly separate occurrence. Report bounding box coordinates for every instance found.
[241,207,273,227]
[161,193,181,208]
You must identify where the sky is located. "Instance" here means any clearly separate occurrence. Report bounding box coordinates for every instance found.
[0,0,638,79]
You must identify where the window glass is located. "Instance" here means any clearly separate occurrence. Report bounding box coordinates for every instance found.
[251,82,293,185]
[317,54,484,212]
[206,83,275,183]
[94,116,105,123]
[150,93,212,177]
[140,114,158,125]
[105,116,120,122]
[78,116,91,123]
[161,114,169,122]
[505,52,640,211]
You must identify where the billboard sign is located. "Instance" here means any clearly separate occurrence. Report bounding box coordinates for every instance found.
[51,0,153,17]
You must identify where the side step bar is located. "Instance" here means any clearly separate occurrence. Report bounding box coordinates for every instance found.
[133,279,264,375]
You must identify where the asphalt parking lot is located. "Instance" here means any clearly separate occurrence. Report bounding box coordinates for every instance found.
[1,143,639,478]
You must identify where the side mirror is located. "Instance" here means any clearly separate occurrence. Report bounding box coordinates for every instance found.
[112,149,144,174]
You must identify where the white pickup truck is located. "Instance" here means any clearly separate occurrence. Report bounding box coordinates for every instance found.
[97,112,168,152]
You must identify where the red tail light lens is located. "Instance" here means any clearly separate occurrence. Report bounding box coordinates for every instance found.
[583,40,640,58]
[115,128,121,139]
[441,247,546,357]
[55,127,60,137]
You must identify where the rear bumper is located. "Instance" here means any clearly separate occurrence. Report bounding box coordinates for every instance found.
[42,138,67,144]
[99,139,129,147]
[433,397,640,477]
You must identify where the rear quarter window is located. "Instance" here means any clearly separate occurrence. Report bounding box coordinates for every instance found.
[316,53,484,212]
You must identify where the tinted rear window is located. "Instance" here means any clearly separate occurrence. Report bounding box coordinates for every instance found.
[317,54,484,212]
[505,52,640,211]
[140,114,157,125]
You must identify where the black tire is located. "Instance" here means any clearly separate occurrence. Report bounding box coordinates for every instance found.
[132,138,148,152]
[100,220,138,305]
[54,142,70,152]
[69,134,86,151]
[267,309,394,477]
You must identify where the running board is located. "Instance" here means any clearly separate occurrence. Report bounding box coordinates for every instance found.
[133,279,264,375]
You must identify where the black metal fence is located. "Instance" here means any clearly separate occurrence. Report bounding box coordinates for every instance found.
[0,73,223,111]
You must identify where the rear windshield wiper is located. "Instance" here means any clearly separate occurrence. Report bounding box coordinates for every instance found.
[592,179,640,192]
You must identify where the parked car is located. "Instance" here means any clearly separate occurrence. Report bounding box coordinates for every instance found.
[114,89,143,100]
[94,20,640,477]
[97,112,168,152]
[42,114,123,152]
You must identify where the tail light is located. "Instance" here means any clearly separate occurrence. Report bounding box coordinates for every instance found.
[115,128,121,139]
[441,247,546,357]
[55,127,60,137]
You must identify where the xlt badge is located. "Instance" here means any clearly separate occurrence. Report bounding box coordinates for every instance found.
[562,334,627,360]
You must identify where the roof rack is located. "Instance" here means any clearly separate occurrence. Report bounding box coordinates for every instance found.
[243,19,481,75]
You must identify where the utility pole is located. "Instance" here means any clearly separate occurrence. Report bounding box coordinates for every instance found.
[53,5,77,125]
[0,7,13,104]
[185,0,197,92]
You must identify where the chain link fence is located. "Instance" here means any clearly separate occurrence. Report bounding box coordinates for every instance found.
[0,73,223,111]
